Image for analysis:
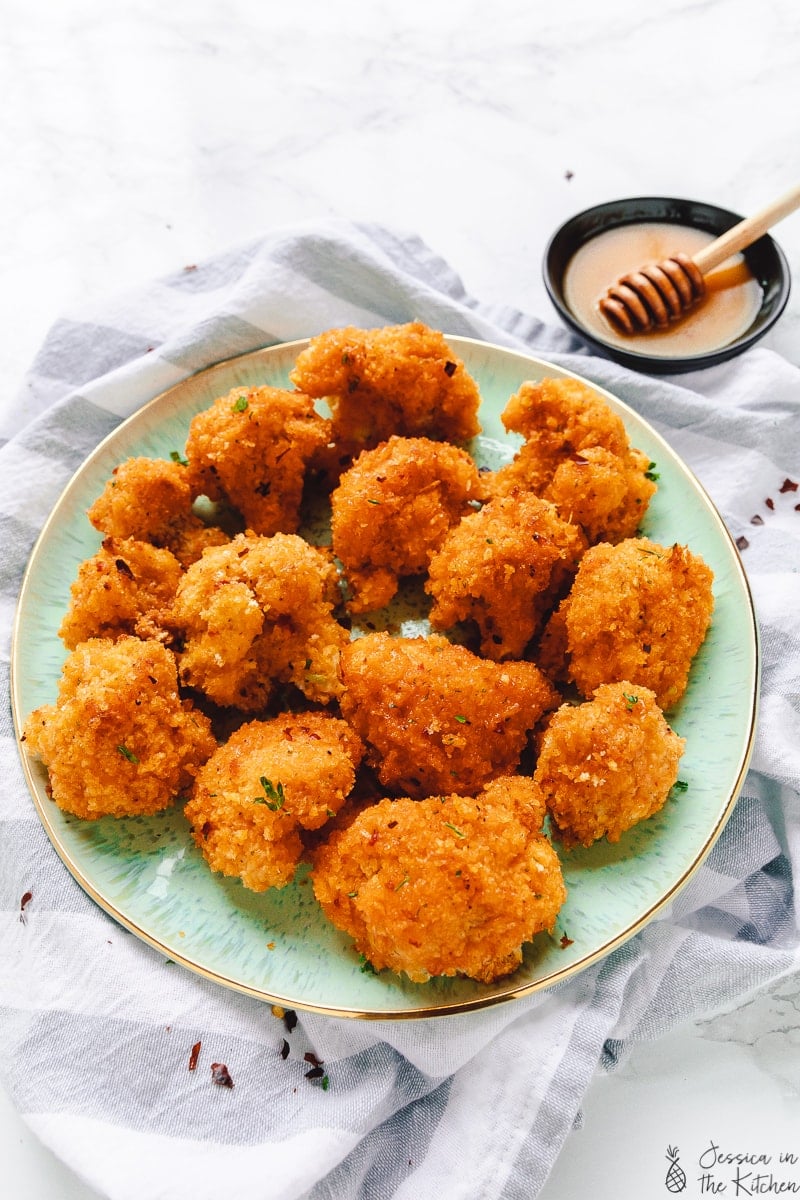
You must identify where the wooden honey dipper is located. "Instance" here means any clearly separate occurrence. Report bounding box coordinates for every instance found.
[598,184,800,336]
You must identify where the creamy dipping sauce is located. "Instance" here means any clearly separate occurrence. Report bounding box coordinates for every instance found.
[563,222,763,357]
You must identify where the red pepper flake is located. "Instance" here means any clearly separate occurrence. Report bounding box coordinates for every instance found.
[750,514,764,526]
[280,1039,290,1061]
[114,557,135,579]
[188,1041,201,1071]
[780,478,798,493]
[766,498,775,510]
[19,891,32,924]
[305,1065,325,1080]
[443,361,457,377]
[210,1062,234,1088]
[304,1051,324,1068]
[283,1009,298,1033]
[559,933,574,949]
[736,536,749,551]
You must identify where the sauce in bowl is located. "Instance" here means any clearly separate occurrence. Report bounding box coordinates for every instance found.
[563,222,763,358]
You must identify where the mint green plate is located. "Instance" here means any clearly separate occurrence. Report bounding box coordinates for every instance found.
[11,338,759,1019]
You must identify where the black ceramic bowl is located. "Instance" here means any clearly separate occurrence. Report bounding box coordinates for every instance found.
[543,196,791,374]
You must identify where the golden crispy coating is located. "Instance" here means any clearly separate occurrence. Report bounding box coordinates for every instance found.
[426,493,588,659]
[58,536,183,649]
[23,637,216,819]
[165,519,232,570]
[339,632,559,797]
[289,322,482,470]
[87,455,229,568]
[184,385,331,536]
[489,377,656,544]
[172,532,348,711]
[88,455,193,540]
[184,713,365,892]
[331,435,486,612]
[311,779,566,983]
[533,682,686,847]
[544,537,714,710]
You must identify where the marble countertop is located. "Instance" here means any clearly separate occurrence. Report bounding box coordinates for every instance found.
[2,1,799,1197]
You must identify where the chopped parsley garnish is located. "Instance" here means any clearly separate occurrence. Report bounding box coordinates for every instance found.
[453,714,468,724]
[673,779,689,792]
[117,744,139,764]
[645,461,660,481]
[359,953,377,974]
[232,395,249,412]
[622,692,639,710]
[443,821,466,838]
[253,776,287,811]
[169,450,189,466]
[394,875,409,891]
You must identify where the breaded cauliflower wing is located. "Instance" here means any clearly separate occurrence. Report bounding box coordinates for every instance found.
[489,377,656,544]
[331,435,486,612]
[532,681,685,847]
[426,492,587,659]
[185,384,331,536]
[311,777,566,983]
[58,536,183,649]
[541,537,714,710]
[289,321,481,473]
[23,636,216,819]
[172,531,348,711]
[185,712,365,892]
[87,455,229,568]
[339,632,559,796]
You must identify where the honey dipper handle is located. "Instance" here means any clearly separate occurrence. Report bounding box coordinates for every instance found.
[692,183,800,275]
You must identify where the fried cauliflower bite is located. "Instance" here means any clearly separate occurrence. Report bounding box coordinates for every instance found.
[339,632,559,797]
[289,322,482,471]
[532,682,685,847]
[58,536,183,649]
[542,537,714,710]
[425,493,588,660]
[184,713,365,892]
[311,777,566,983]
[330,435,486,612]
[489,377,656,544]
[171,532,348,711]
[87,455,229,568]
[184,385,331,536]
[22,637,216,819]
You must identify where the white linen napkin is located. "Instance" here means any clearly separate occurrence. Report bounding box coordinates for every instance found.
[1,218,798,1200]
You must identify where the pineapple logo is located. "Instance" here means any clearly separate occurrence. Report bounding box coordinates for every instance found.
[665,1145,687,1193]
